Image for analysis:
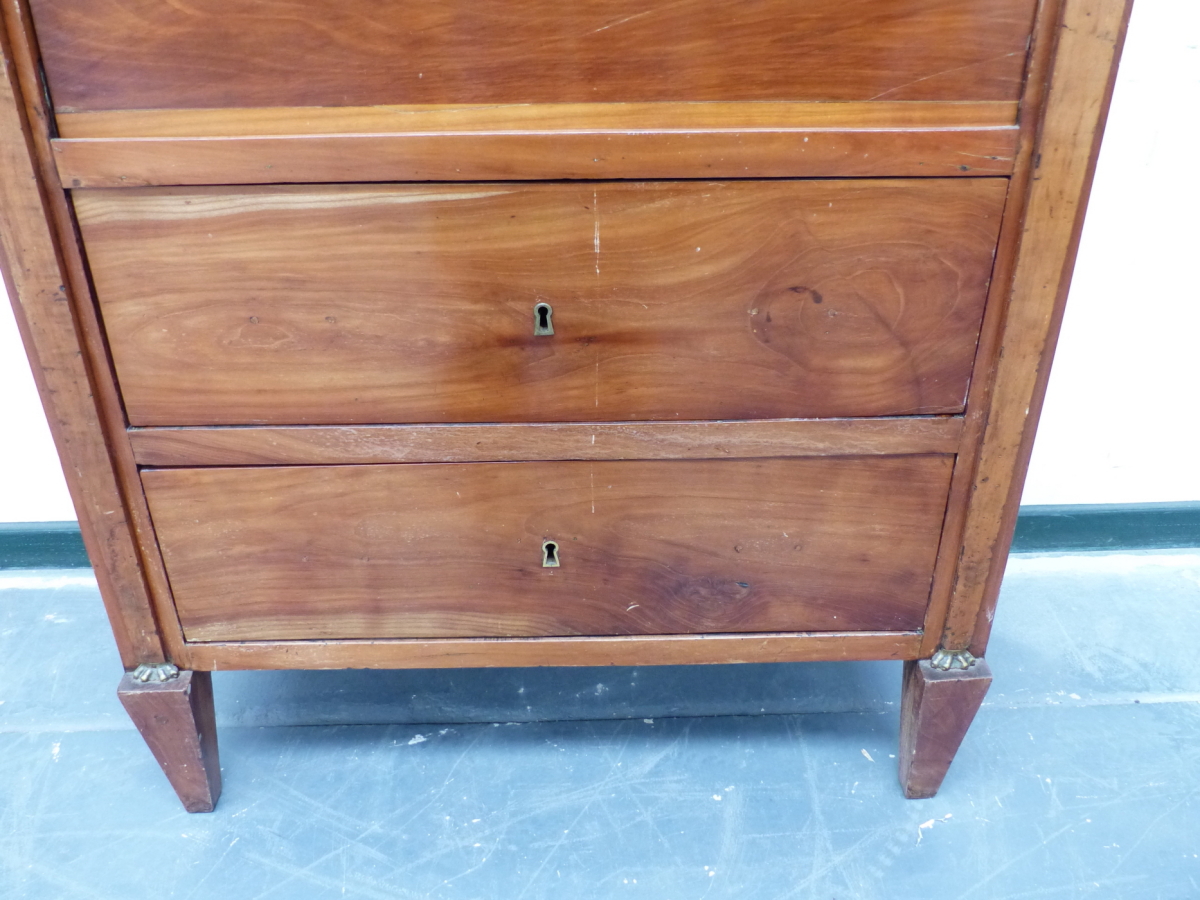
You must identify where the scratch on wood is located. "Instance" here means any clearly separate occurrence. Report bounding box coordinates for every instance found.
[590,9,655,34]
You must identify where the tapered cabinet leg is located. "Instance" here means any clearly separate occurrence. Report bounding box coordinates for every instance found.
[899,657,992,799]
[117,667,222,812]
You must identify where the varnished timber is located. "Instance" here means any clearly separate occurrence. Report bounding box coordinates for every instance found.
[898,658,992,798]
[56,101,1020,139]
[180,632,925,672]
[52,100,1019,187]
[52,127,1018,188]
[141,456,954,642]
[77,180,1005,426]
[117,670,221,813]
[0,11,166,666]
[917,0,1068,657]
[126,418,964,467]
[2,0,191,665]
[30,0,1037,111]
[940,0,1134,653]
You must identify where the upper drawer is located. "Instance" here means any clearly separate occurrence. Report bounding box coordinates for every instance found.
[76,179,1006,426]
[31,0,1037,112]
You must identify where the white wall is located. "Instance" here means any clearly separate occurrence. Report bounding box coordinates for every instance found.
[1021,0,1200,504]
[0,0,1196,522]
[0,288,75,521]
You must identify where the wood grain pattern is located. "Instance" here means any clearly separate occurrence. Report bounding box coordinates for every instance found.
[916,0,1068,658]
[56,101,1021,139]
[898,658,992,798]
[2,0,194,666]
[0,10,168,666]
[177,631,925,672]
[53,127,1018,188]
[117,670,221,813]
[78,180,1006,426]
[938,0,1133,653]
[142,456,954,643]
[31,0,1037,111]
[53,100,1019,186]
[126,418,965,467]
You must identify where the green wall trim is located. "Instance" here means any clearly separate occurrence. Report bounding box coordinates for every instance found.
[1011,502,1200,553]
[2,503,1199,569]
[0,521,90,569]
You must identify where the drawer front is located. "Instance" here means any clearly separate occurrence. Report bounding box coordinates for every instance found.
[78,180,1006,425]
[142,455,953,642]
[32,0,1037,111]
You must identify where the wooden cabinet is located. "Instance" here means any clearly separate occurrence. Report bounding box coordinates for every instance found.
[0,0,1131,810]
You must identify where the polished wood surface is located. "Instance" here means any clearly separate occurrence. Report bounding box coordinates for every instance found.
[31,0,1037,111]
[57,101,1020,139]
[53,128,1017,189]
[117,670,221,813]
[916,0,1068,658]
[0,9,170,666]
[53,101,1019,187]
[142,456,954,642]
[79,180,1006,426]
[126,418,964,467]
[942,0,1134,654]
[898,659,992,798]
[178,632,925,672]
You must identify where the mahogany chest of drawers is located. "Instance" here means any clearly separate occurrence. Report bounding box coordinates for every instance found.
[0,0,1130,810]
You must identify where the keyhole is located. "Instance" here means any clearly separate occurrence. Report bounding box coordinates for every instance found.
[542,540,560,568]
[533,302,554,336]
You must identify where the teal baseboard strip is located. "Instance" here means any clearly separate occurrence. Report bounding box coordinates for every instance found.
[1012,502,1200,553]
[0,521,90,569]
[2,503,1199,569]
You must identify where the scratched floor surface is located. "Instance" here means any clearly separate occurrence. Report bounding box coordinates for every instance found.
[2,550,1199,899]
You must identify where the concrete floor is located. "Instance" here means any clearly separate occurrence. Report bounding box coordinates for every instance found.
[2,550,1199,899]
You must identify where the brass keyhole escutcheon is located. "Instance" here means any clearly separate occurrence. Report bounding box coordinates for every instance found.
[542,540,560,568]
[533,302,554,336]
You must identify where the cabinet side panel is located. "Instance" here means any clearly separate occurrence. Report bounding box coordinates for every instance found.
[918,0,1067,656]
[0,16,165,665]
[940,0,1134,652]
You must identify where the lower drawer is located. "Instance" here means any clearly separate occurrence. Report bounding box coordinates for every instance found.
[142,456,953,642]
